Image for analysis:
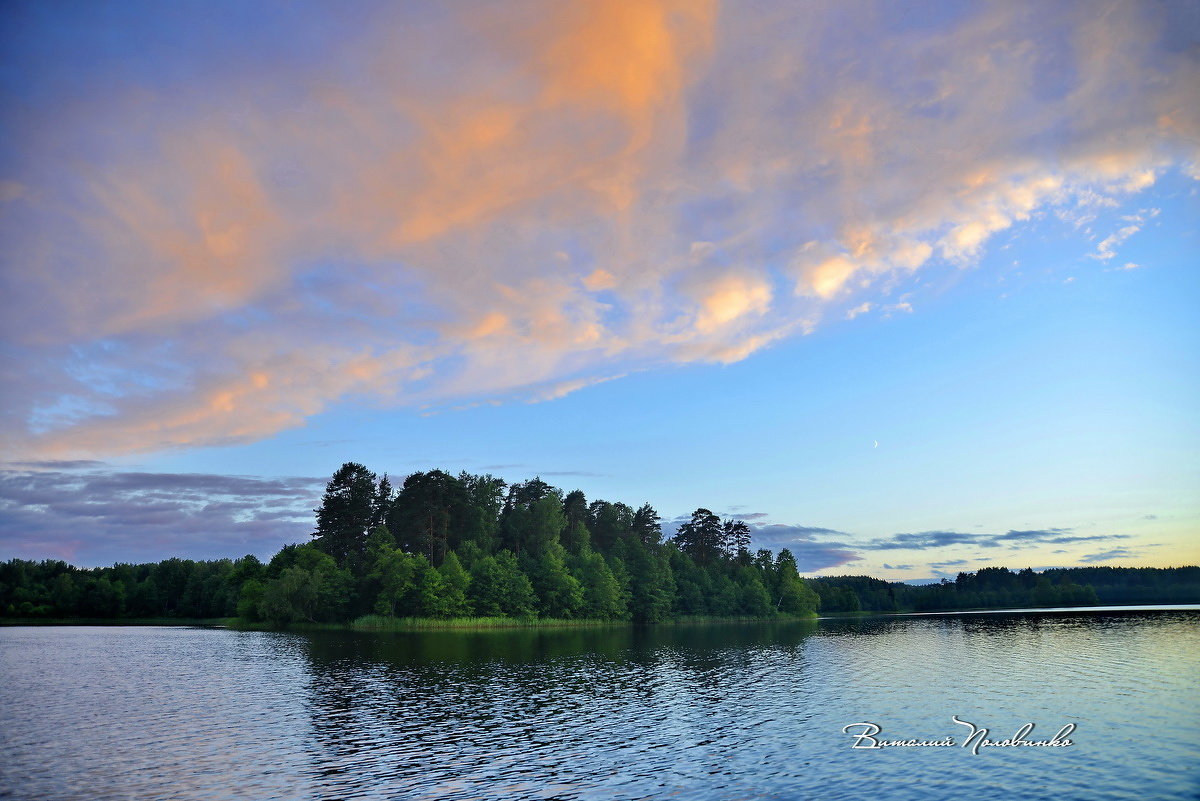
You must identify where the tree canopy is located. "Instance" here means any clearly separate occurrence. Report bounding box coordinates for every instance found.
[4,461,1192,625]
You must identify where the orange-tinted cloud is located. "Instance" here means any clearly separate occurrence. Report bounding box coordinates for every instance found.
[2,0,1197,458]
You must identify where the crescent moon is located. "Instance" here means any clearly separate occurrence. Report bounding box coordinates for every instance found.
[873,440,878,448]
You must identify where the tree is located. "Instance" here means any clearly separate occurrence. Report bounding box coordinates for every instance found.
[372,474,394,530]
[313,462,378,573]
[563,490,588,527]
[500,480,564,556]
[259,567,320,624]
[620,541,675,622]
[523,543,583,618]
[237,579,266,620]
[438,551,472,616]
[631,503,662,546]
[413,556,453,617]
[458,472,506,553]
[388,470,471,564]
[588,501,633,551]
[723,519,752,559]
[773,549,820,616]
[467,555,507,616]
[674,508,725,564]
[561,490,592,554]
[736,569,773,616]
[370,547,419,616]
[575,549,628,619]
[468,552,537,617]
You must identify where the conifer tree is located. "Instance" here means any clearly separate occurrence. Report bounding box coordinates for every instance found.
[313,462,378,573]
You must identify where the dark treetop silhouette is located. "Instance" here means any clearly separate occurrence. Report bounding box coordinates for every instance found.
[2,463,1196,625]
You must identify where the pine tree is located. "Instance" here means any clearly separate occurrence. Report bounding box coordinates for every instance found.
[313,462,378,573]
[723,519,752,559]
[631,503,662,546]
[674,508,725,564]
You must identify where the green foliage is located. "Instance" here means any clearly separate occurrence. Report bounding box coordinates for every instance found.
[575,548,629,619]
[313,462,378,573]
[258,567,320,624]
[4,462,1194,628]
[560,519,592,554]
[523,543,584,618]
[437,551,472,616]
[467,551,537,617]
[674,508,725,564]
[619,541,675,622]
[501,480,565,556]
[258,545,352,623]
[774,549,820,616]
[387,470,472,564]
[415,557,453,617]
[237,579,266,621]
[736,568,773,617]
[370,547,419,616]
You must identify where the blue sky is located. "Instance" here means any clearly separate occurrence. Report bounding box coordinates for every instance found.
[1,1,1197,578]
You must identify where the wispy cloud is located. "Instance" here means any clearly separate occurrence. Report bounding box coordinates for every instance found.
[2,1,1197,458]
[929,559,971,569]
[1079,548,1140,563]
[1092,225,1143,261]
[1091,207,1159,260]
[861,528,1131,551]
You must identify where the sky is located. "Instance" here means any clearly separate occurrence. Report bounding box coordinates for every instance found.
[0,0,1197,580]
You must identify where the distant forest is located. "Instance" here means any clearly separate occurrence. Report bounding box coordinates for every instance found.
[2,463,1197,624]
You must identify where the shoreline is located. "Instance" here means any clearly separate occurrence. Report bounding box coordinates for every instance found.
[4,603,1197,631]
[0,613,818,632]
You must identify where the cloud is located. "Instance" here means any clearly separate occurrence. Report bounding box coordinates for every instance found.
[2,0,1198,458]
[1092,224,1142,260]
[1092,207,1159,260]
[743,522,861,572]
[3,460,108,470]
[0,467,324,565]
[662,516,861,572]
[845,302,872,320]
[1079,548,1140,563]
[862,528,1131,550]
[881,563,913,571]
[862,530,984,550]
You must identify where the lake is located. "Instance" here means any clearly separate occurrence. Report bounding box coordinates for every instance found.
[2,607,1197,800]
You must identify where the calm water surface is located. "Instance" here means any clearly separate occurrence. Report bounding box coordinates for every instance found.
[2,607,1198,800]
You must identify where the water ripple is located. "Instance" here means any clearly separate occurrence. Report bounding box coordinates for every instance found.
[1,611,1197,800]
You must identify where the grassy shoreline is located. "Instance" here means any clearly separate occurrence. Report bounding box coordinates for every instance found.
[3,613,817,632]
[6,604,1194,631]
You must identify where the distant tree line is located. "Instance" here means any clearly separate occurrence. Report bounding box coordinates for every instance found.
[1,463,1195,624]
[812,565,1200,612]
[0,463,818,624]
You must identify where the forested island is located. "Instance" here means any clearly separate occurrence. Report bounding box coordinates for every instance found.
[2,463,1197,627]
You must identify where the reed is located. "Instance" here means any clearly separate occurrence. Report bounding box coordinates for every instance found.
[349,614,628,631]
